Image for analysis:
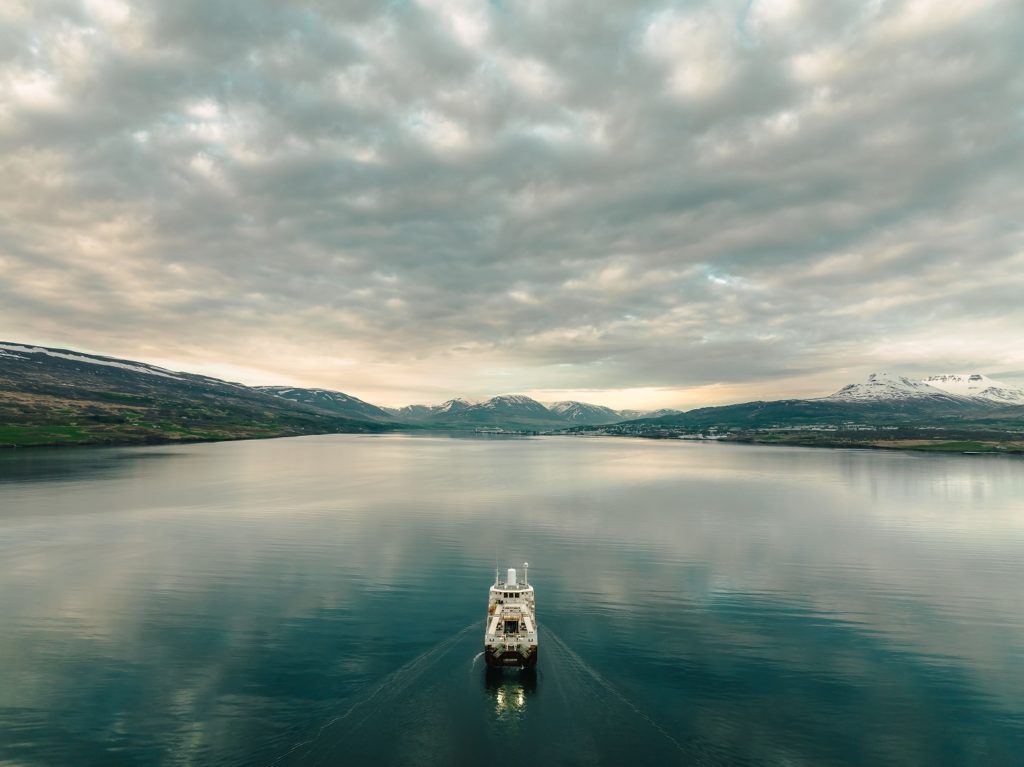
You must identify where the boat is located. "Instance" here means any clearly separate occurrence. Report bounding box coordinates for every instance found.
[484,563,538,670]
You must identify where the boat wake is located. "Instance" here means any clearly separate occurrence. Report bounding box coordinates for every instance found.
[542,625,739,766]
[270,622,478,766]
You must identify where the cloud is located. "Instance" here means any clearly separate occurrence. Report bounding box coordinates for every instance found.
[1,0,1022,407]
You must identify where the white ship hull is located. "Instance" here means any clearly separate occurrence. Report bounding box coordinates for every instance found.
[484,565,537,670]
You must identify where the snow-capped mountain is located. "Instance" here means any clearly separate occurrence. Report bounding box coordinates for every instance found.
[465,395,558,421]
[616,409,682,420]
[820,371,1024,408]
[475,394,550,413]
[434,398,472,414]
[615,410,646,420]
[389,395,650,427]
[641,408,682,419]
[386,398,472,419]
[387,394,563,426]
[386,404,431,419]
[7,337,1022,447]
[422,394,567,427]
[256,386,394,421]
[549,401,622,425]
[922,374,1024,405]
[387,395,684,428]
[822,373,973,405]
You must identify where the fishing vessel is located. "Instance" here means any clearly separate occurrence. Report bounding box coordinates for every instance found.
[484,563,538,670]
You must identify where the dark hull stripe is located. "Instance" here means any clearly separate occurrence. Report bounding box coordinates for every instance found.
[484,647,538,669]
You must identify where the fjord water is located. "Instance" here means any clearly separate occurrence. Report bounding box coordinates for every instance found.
[1,436,1022,766]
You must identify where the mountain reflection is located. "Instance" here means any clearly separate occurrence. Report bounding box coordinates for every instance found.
[1,435,1022,765]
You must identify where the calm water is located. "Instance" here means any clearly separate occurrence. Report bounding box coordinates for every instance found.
[1,435,1022,766]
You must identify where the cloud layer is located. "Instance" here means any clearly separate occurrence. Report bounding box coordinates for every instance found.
[2,0,1022,406]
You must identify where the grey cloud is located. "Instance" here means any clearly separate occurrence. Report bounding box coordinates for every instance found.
[1,0,1022,405]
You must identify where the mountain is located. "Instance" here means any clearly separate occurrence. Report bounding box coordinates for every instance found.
[435,395,566,429]
[922,374,1024,405]
[385,396,680,429]
[387,394,567,429]
[384,398,471,421]
[621,398,887,431]
[473,394,552,415]
[821,372,1024,408]
[0,342,391,447]
[590,371,1024,446]
[822,372,974,407]
[256,386,394,421]
[13,338,1016,451]
[388,395,650,429]
[615,410,646,420]
[386,404,433,419]
[641,408,682,419]
[434,398,472,415]
[549,401,622,425]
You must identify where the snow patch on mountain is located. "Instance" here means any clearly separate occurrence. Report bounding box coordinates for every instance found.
[478,395,548,411]
[435,398,471,414]
[643,408,682,418]
[0,343,184,380]
[922,374,1024,405]
[548,401,576,415]
[549,400,621,423]
[256,385,392,419]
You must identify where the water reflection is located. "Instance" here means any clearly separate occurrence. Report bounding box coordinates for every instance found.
[0,436,1022,766]
[485,670,536,722]
[0,445,181,485]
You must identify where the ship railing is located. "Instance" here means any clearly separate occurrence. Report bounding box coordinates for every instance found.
[486,636,537,645]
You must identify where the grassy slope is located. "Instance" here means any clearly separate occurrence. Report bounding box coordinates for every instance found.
[0,354,392,448]
[568,399,1024,454]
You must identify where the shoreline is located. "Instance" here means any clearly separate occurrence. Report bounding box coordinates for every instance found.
[3,427,1023,456]
[622,433,1024,456]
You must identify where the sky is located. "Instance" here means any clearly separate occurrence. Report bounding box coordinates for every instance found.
[1,0,1022,409]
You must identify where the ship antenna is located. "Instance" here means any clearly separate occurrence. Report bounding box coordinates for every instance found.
[523,562,529,586]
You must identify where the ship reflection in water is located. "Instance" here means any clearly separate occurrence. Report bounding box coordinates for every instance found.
[485,669,536,721]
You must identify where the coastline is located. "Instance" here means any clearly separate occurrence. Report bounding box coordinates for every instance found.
[4,425,1023,456]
